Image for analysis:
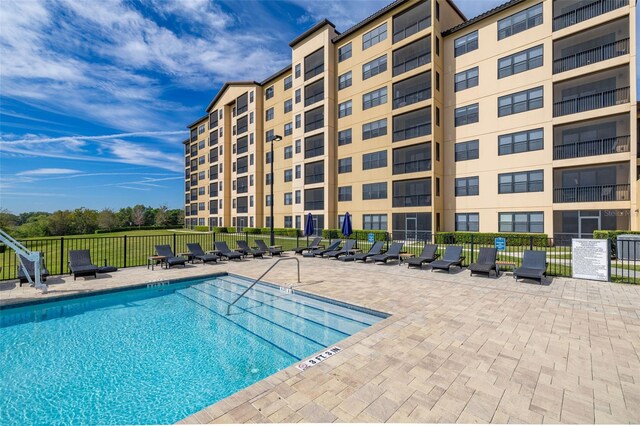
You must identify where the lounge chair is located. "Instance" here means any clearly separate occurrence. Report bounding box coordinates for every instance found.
[406,244,439,269]
[186,243,219,264]
[324,239,356,259]
[214,241,244,260]
[469,247,498,277]
[429,246,464,273]
[237,240,264,258]
[69,249,100,280]
[155,245,187,268]
[17,252,49,286]
[342,241,385,262]
[303,240,340,257]
[255,239,284,256]
[371,242,404,264]
[293,237,322,254]
[514,250,547,284]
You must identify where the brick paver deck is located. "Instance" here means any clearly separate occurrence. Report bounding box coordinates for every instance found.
[2,255,639,423]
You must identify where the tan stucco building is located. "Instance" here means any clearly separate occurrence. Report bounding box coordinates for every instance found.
[184,0,637,241]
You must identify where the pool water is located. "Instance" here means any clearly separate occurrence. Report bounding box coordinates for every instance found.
[0,274,385,425]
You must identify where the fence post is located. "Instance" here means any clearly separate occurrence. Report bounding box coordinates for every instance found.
[529,236,534,250]
[123,235,127,268]
[173,233,177,254]
[470,234,475,264]
[386,232,390,251]
[59,236,65,275]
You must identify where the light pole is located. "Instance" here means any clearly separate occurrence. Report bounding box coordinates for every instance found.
[269,134,283,246]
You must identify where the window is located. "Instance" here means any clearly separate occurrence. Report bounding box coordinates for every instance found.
[250,91,254,103]
[363,87,388,110]
[363,23,387,50]
[249,153,254,165]
[338,186,352,201]
[249,111,253,124]
[393,107,431,142]
[436,107,440,126]
[338,100,352,118]
[284,99,292,113]
[454,67,479,92]
[265,86,274,99]
[237,176,248,193]
[499,212,544,233]
[393,143,430,174]
[499,128,543,155]
[363,214,387,230]
[392,36,430,76]
[295,190,301,204]
[338,71,352,90]
[499,170,544,193]
[456,213,479,231]
[265,129,274,142]
[304,107,323,132]
[435,71,440,91]
[198,124,206,135]
[436,1,440,20]
[284,145,293,159]
[295,139,301,153]
[304,133,324,159]
[266,107,274,121]
[284,215,292,227]
[363,182,387,200]
[393,0,430,43]
[198,140,205,150]
[498,45,543,78]
[304,188,324,210]
[498,87,543,117]
[435,36,439,55]
[295,64,301,78]
[435,177,440,197]
[304,48,324,81]
[304,79,324,106]
[363,55,387,80]
[209,111,218,129]
[338,42,352,62]
[454,140,479,161]
[284,122,292,136]
[454,104,479,126]
[265,172,272,185]
[295,114,301,129]
[338,129,352,146]
[498,3,543,40]
[304,160,324,184]
[454,31,478,57]
[237,197,248,213]
[284,192,293,205]
[237,136,248,155]
[236,92,248,115]
[338,157,352,173]
[363,119,387,140]
[266,195,272,206]
[236,115,248,135]
[265,151,272,164]
[250,133,254,144]
[295,89,301,103]
[393,178,431,207]
[284,75,292,90]
[455,176,479,196]
[295,215,300,229]
[393,71,430,109]
[362,150,387,170]
[284,169,292,182]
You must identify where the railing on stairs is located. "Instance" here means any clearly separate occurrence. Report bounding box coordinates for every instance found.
[0,228,48,293]
[226,257,300,315]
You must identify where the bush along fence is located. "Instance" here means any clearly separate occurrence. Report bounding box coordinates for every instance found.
[0,230,638,284]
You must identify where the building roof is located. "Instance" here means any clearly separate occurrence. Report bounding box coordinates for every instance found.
[205,81,259,112]
[289,19,337,47]
[442,0,527,36]
[186,114,209,129]
[182,138,190,145]
[260,64,292,86]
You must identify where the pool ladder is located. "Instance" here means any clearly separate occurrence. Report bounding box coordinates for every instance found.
[226,257,300,315]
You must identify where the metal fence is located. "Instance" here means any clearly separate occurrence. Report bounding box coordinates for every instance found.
[1,231,638,284]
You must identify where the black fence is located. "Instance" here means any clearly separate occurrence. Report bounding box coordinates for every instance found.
[1,231,638,284]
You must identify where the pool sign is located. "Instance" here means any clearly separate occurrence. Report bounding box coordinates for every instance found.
[495,237,506,251]
[572,239,610,282]
[367,233,375,243]
[296,347,342,371]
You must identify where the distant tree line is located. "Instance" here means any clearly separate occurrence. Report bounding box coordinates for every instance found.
[0,205,184,237]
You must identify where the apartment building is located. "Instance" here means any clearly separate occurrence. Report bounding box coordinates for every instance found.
[185,0,637,241]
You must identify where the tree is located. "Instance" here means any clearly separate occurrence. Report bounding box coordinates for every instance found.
[0,208,17,229]
[155,205,169,227]
[47,210,73,236]
[72,208,98,235]
[131,205,145,228]
[97,208,119,230]
[15,214,50,237]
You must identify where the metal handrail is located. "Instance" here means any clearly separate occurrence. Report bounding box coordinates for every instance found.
[226,257,301,315]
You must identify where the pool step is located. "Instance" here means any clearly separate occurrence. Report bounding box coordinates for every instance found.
[176,287,323,360]
[206,280,371,336]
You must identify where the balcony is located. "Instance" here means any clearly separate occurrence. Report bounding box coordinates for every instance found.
[553,0,628,31]
[553,86,629,116]
[553,135,630,160]
[553,183,629,202]
[553,38,629,73]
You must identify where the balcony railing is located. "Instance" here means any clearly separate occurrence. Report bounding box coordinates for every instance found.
[553,135,630,160]
[392,123,431,142]
[393,87,431,109]
[393,160,432,175]
[553,183,630,203]
[553,38,629,73]
[553,0,628,31]
[553,86,629,117]
[392,194,431,207]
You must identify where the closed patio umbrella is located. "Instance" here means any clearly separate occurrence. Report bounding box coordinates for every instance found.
[341,212,353,237]
[304,213,314,236]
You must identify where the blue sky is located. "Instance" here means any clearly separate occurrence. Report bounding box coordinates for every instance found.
[1,0,635,214]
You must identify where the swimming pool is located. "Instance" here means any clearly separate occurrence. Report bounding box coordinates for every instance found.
[0,274,386,425]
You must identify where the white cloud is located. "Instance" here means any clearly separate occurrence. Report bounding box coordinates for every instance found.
[16,168,82,176]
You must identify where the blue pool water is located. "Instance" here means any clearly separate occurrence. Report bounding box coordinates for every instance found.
[0,274,385,425]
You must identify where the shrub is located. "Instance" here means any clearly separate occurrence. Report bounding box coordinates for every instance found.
[322,229,388,241]
[212,227,228,233]
[434,232,549,247]
[226,227,236,233]
[259,227,301,237]
[94,225,177,234]
[593,230,640,257]
[194,226,209,232]
[242,227,263,235]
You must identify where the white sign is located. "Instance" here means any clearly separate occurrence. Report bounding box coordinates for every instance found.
[296,346,342,371]
[572,239,610,282]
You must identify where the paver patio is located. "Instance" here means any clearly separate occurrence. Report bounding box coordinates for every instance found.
[2,254,639,423]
